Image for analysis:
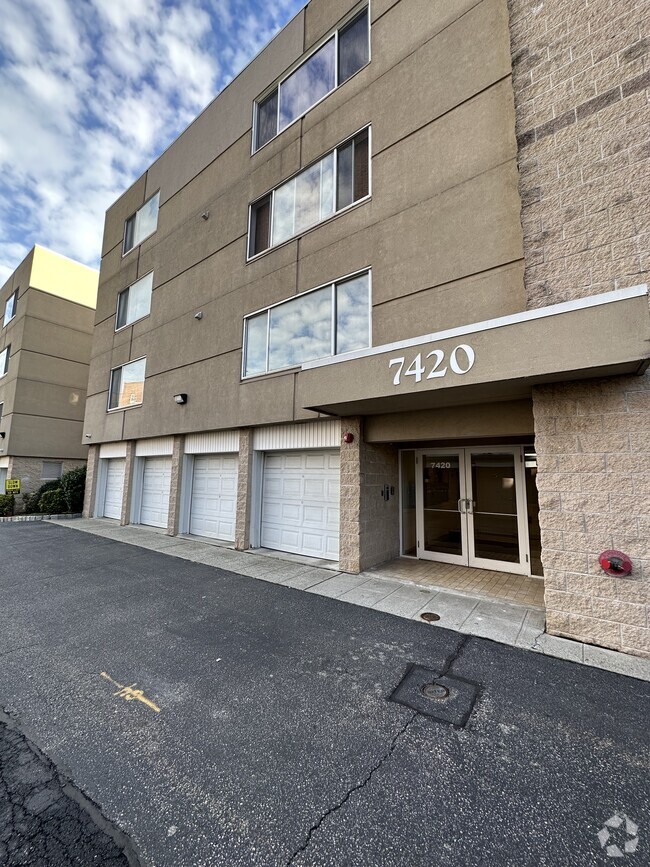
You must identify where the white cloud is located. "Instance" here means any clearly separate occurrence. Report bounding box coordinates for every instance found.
[0,0,306,284]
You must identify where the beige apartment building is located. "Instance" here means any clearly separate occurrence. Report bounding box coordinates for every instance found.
[82,0,650,657]
[0,245,98,498]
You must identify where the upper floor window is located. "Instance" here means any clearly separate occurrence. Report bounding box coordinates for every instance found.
[0,345,10,377]
[108,357,146,410]
[243,271,370,377]
[3,290,18,326]
[123,192,160,255]
[116,272,153,330]
[253,8,369,152]
[248,127,370,258]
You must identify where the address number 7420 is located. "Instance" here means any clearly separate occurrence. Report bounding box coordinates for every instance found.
[388,344,475,386]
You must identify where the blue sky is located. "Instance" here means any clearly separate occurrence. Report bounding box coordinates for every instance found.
[0,0,306,284]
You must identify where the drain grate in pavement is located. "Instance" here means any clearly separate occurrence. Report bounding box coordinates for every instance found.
[389,663,479,727]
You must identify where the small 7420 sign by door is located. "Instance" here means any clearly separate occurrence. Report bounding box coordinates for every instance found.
[388,344,475,387]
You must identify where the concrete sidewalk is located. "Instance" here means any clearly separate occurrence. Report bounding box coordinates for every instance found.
[53,517,650,682]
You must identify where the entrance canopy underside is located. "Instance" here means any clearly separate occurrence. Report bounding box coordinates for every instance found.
[297,286,649,416]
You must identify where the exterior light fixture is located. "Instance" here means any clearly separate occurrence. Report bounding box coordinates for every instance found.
[343,432,354,444]
[174,393,188,405]
[84,434,92,439]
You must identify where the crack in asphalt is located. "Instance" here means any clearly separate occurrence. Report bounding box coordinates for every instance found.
[286,711,418,865]
[0,709,141,867]
[439,633,471,678]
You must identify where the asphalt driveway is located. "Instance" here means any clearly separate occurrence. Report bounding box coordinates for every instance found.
[0,521,648,866]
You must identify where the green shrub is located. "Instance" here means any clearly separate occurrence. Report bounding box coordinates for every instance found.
[38,488,67,515]
[22,479,61,514]
[0,494,15,517]
[60,465,86,513]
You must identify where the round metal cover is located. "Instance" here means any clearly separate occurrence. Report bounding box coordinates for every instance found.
[422,682,450,700]
[420,612,440,622]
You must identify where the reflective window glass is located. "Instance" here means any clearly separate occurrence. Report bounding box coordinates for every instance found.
[256,90,278,150]
[268,286,331,370]
[108,358,146,409]
[279,37,335,131]
[336,274,370,354]
[338,10,369,84]
[244,313,268,377]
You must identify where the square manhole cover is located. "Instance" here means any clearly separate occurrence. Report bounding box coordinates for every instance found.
[389,663,479,727]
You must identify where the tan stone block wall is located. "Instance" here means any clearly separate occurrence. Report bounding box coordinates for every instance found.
[533,376,650,656]
[7,456,87,512]
[508,0,650,308]
[235,429,252,551]
[83,446,99,518]
[121,441,136,526]
[339,418,400,573]
[167,435,184,535]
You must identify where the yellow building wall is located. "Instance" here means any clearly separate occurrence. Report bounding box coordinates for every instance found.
[29,245,98,309]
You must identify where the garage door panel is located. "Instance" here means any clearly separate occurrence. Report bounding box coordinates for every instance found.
[140,458,171,528]
[261,449,340,560]
[103,459,125,520]
[189,454,237,541]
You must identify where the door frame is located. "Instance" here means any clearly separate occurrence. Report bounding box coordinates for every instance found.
[414,446,531,576]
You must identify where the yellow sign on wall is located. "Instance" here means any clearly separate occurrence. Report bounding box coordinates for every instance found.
[5,479,20,493]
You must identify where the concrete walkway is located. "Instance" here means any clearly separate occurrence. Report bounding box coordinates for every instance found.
[53,518,650,682]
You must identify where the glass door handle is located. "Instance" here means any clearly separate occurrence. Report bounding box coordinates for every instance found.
[458,499,466,513]
[466,500,475,514]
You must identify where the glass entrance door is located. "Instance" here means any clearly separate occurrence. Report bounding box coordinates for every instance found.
[415,447,530,575]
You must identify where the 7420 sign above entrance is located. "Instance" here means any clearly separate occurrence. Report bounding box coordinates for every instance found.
[389,344,475,386]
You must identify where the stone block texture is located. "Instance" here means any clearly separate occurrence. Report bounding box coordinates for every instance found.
[509,0,650,656]
[508,0,650,308]
[82,446,99,518]
[339,418,399,573]
[121,442,137,526]
[235,429,252,552]
[167,435,185,535]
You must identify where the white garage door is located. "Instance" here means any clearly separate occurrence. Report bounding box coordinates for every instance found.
[189,455,238,541]
[261,450,340,560]
[140,457,171,528]
[103,459,125,519]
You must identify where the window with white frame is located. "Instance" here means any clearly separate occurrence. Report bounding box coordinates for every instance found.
[41,461,63,480]
[123,192,160,255]
[116,272,153,330]
[248,127,370,258]
[253,8,369,152]
[3,290,18,326]
[0,345,10,377]
[243,271,370,377]
[108,357,146,410]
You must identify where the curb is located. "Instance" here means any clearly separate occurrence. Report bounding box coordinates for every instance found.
[0,513,82,523]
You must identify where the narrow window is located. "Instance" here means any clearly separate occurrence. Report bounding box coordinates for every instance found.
[337,128,368,209]
[108,358,146,410]
[0,345,9,376]
[116,273,153,330]
[255,90,278,151]
[249,195,272,257]
[123,192,160,255]
[338,10,369,84]
[3,290,18,326]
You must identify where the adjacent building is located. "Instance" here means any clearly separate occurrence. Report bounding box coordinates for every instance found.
[0,245,98,498]
[82,0,650,656]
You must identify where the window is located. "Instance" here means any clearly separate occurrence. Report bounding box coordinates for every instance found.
[116,272,153,330]
[243,271,370,377]
[3,290,18,326]
[108,357,146,410]
[123,192,160,255]
[248,127,370,257]
[253,8,369,151]
[0,345,10,377]
[42,461,63,481]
